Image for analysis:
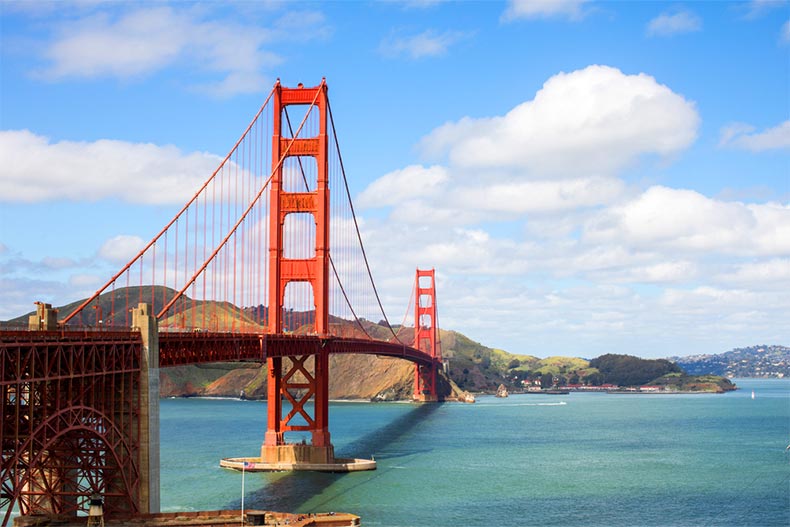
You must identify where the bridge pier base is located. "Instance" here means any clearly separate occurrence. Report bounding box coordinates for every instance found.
[260,444,335,465]
[414,363,440,403]
[132,303,160,514]
[28,301,58,330]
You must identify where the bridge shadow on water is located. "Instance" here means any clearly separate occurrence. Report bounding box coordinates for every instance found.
[227,403,441,513]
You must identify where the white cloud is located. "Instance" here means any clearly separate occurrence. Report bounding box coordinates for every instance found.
[41,257,79,270]
[660,286,759,310]
[782,18,790,43]
[42,9,190,79]
[399,0,446,8]
[359,171,623,224]
[646,9,702,37]
[618,261,699,283]
[0,277,65,321]
[420,65,699,176]
[357,165,449,207]
[716,259,790,286]
[0,130,222,204]
[744,0,789,19]
[719,120,790,151]
[387,198,484,226]
[379,29,469,59]
[454,177,624,214]
[35,6,326,96]
[502,0,592,22]
[584,186,790,256]
[98,235,146,263]
[0,0,107,17]
[69,273,103,288]
[350,64,787,356]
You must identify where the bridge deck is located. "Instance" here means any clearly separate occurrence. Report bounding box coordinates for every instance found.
[158,331,435,367]
[0,329,436,368]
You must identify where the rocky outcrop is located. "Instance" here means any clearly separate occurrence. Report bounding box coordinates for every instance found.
[495,384,509,398]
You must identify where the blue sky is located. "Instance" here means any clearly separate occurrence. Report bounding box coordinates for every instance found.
[1,0,788,359]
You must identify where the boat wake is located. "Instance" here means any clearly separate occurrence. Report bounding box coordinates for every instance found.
[476,401,568,408]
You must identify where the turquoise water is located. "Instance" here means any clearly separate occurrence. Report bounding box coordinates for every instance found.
[160,379,790,526]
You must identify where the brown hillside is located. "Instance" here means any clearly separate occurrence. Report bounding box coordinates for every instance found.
[161,354,468,402]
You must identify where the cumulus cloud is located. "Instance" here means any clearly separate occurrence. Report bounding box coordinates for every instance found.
[0,277,65,321]
[660,286,759,311]
[719,120,790,151]
[357,165,449,207]
[69,273,103,289]
[379,29,470,59]
[0,243,95,320]
[0,130,222,204]
[351,64,787,356]
[618,261,699,283]
[419,65,699,176]
[453,177,624,214]
[646,9,702,37]
[744,0,789,19]
[358,65,706,250]
[399,0,447,9]
[327,55,782,357]
[584,186,790,256]
[359,170,623,223]
[98,235,146,263]
[41,257,80,270]
[716,259,790,286]
[501,0,592,21]
[35,6,326,96]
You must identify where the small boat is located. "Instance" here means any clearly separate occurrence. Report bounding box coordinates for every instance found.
[751,390,755,400]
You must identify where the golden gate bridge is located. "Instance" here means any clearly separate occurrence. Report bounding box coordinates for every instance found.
[0,80,443,524]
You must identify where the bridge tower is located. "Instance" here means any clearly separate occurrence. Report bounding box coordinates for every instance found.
[414,269,440,402]
[262,80,334,465]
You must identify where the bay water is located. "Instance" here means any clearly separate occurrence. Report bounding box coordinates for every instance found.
[162,378,789,526]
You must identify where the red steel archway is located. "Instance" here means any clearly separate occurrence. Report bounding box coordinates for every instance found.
[1,330,143,525]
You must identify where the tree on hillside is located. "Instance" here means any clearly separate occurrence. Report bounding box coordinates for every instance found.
[540,372,554,389]
[589,354,682,386]
[585,372,603,386]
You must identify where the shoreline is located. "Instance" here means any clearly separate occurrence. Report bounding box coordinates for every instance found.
[11,509,360,527]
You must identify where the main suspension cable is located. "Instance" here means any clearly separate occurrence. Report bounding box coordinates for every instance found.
[283,107,372,340]
[326,99,405,345]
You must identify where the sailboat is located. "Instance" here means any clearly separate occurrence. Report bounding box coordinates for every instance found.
[751,390,755,400]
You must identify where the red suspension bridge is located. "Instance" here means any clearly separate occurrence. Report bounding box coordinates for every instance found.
[0,80,444,524]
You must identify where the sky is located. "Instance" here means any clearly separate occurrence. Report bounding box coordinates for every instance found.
[1,0,788,359]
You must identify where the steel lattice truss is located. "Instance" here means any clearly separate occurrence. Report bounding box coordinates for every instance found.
[1,330,142,525]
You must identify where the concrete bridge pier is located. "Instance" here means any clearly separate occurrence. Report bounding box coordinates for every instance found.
[28,302,58,330]
[132,303,160,514]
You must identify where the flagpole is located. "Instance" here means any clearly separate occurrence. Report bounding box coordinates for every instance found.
[241,461,245,526]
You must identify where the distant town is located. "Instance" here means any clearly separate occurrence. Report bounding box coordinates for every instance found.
[671,345,790,378]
